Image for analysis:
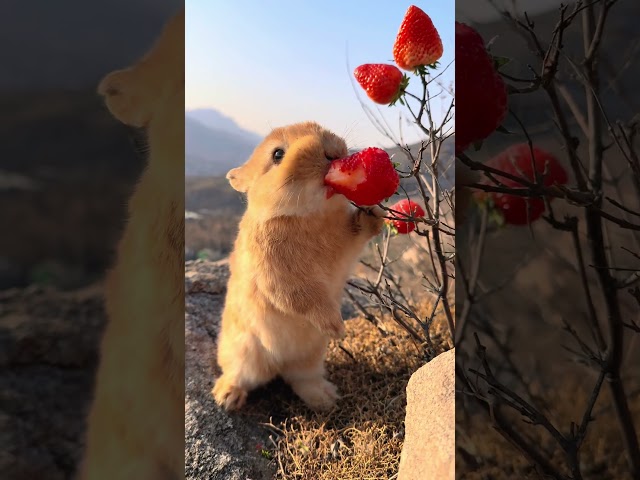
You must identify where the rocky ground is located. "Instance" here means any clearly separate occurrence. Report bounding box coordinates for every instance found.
[185,258,453,479]
[185,259,275,479]
[184,259,363,479]
[0,284,105,479]
[0,258,453,480]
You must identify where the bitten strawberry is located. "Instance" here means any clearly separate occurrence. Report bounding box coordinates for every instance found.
[386,199,426,234]
[393,5,443,70]
[477,144,568,225]
[325,147,399,206]
[354,64,407,105]
[456,22,508,155]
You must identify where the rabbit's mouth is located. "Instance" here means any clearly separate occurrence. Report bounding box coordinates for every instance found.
[325,185,336,199]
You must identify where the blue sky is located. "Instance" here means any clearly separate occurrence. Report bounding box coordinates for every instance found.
[186,0,454,149]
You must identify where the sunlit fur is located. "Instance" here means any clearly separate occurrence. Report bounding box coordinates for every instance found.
[78,10,184,480]
[214,122,385,411]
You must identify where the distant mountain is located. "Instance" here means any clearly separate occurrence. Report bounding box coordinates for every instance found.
[186,109,262,144]
[185,116,259,177]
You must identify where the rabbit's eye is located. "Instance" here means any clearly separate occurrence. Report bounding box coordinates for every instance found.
[272,148,285,164]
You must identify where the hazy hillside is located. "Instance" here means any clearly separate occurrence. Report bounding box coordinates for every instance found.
[186,109,262,143]
[185,176,244,261]
[185,116,259,177]
[387,137,455,192]
[185,176,245,215]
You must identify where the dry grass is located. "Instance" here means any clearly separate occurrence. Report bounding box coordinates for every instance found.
[241,304,452,480]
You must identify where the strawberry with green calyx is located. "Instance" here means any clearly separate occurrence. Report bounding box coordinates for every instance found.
[325,147,399,206]
[475,144,568,225]
[393,5,443,71]
[354,64,409,105]
[385,199,426,234]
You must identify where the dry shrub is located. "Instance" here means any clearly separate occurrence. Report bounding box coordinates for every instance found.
[457,374,640,480]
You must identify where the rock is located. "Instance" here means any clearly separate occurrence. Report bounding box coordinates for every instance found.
[185,259,233,295]
[398,348,455,480]
[184,259,275,480]
[0,284,105,479]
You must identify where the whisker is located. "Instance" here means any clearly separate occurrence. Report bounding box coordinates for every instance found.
[277,175,295,192]
[276,185,295,213]
[296,186,303,210]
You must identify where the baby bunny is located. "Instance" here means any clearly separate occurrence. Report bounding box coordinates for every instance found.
[79,9,184,480]
[213,122,384,412]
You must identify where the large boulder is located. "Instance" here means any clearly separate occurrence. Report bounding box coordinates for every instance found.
[398,348,455,480]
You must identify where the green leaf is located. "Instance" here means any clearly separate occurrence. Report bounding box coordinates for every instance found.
[492,55,511,70]
[388,74,410,107]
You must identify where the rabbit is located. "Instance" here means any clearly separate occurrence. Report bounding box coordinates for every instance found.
[213,121,385,412]
[78,9,184,480]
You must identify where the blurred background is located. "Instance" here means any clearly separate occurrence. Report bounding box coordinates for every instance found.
[0,0,180,290]
[455,1,640,478]
[0,1,181,478]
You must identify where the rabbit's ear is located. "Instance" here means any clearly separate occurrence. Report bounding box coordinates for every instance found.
[98,68,155,128]
[226,166,250,193]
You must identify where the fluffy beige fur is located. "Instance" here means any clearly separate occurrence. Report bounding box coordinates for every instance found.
[78,10,184,480]
[213,122,384,412]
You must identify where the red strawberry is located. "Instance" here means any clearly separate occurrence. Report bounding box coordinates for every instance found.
[393,5,443,70]
[325,147,399,206]
[354,64,408,105]
[386,199,426,234]
[477,144,568,225]
[456,22,508,155]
